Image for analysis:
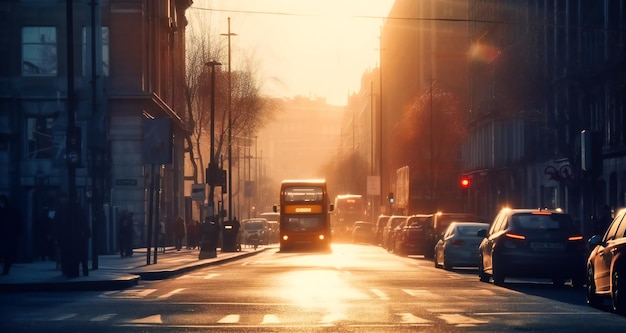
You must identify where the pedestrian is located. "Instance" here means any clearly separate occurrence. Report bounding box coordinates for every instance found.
[77,215,91,276]
[158,218,166,253]
[51,192,80,278]
[119,210,134,257]
[186,219,194,249]
[0,194,23,275]
[174,216,185,251]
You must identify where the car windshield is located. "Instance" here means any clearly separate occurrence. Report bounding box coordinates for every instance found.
[511,213,573,230]
[244,221,266,230]
[456,225,487,236]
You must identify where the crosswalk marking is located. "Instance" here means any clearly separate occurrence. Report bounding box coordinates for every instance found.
[320,313,346,323]
[439,313,488,326]
[130,314,163,324]
[90,314,116,322]
[176,273,220,280]
[100,288,157,299]
[402,289,442,298]
[157,288,186,299]
[261,314,281,324]
[218,314,240,323]
[51,314,77,321]
[370,288,389,300]
[397,312,431,324]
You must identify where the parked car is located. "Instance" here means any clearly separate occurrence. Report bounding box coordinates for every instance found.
[434,221,490,270]
[374,215,390,246]
[586,207,626,314]
[477,208,586,287]
[382,215,408,250]
[352,221,375,244]
[393,214,431,256]
[424,212,484,259]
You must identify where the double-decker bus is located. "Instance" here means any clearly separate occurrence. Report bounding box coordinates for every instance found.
[331,194,366,241]
[273,179,333,252]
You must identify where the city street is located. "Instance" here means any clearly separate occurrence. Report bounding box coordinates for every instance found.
[1,243,625,332]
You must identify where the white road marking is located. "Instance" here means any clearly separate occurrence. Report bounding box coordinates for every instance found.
[51,314,77,321]
[203,273,220,279]
[370,288,389,300]
[402,289,442,298]
[320,313,346,324]
[100,289,157,299]
[157,288,186,299]
[439,313,488,326]
[90,314,116,322]
[261,314,281,324]
[129,314,163,324]
[217,314,240,323]
[397,312,431,324]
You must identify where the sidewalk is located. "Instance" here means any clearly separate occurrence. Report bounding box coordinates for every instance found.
[0,245,271,293]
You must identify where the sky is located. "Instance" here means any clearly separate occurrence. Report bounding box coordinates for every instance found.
[189,0,395,106]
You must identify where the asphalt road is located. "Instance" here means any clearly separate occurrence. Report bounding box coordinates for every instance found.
[1,243,625,332]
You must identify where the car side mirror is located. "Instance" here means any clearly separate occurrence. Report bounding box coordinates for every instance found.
[329,204,334,212]
[477,229,487,238]
[588,234,602,248]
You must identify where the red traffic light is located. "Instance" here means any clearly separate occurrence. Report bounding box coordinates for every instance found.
[460,178,470,188]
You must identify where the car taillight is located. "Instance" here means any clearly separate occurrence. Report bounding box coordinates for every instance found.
[505,233,526,240]
[568,235,583,241]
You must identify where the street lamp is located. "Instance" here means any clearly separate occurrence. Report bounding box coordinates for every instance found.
[205,60,222,216]
[221,17,237,223]
[200,60,222,260]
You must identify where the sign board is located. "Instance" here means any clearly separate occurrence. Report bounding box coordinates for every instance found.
[191,184,206,201]
[367,176,381,196]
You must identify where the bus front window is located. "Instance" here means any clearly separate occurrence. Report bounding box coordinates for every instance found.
[286,216,323,231]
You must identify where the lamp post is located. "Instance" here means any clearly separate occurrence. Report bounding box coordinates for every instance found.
[221,17,237,223]
[200,60,221,259]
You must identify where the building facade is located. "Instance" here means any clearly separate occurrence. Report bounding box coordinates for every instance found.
[0,0,193,261]
[464,0,626,235]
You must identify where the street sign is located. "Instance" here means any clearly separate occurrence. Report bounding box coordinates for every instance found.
[367,176,380,196]
[191,184,206,201]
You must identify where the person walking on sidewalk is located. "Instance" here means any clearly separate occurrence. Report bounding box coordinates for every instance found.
[52,192,82,278]
[174,216,185,251]
[0,194,23,275]
[158,218,166,253]
[119,210,134,257]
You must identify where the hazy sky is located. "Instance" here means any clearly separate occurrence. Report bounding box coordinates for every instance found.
[189,0,394,106]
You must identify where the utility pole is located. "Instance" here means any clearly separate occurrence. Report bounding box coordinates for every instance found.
[221,18,237,223]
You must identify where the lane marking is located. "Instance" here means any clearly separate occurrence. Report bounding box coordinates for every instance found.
[402,289,442,298]
[51,314,77,321]
[157,288,186,299]
[217,314,240,323]
[90,313,116,321]
[439,313,487,326]
[320,313,346,324]
[370,288,389,300]
[129,314,163,324]
[397,312,431,324]
[261,314,281,324]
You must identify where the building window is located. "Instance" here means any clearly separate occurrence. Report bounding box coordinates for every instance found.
[82,26,110,77]
[27,117,54,159]
[22,27,57,76]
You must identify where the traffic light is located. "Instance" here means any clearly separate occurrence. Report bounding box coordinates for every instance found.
[388,192,394,204]
[460,177,470,188]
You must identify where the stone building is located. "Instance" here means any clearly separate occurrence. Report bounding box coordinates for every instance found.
[0,0,193,261]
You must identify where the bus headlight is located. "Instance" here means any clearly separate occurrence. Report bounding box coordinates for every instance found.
[318,235,325,240]
[282,235,289,241]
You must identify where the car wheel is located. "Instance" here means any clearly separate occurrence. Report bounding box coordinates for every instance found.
[434,250,441,268]
[478,256,490,283]
[492,256,505,286]
[442,253,452,271]
[586,266,602,308]
[612,267,626,314]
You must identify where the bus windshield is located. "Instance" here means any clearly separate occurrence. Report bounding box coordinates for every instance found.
[284,186,324,202]
[284,216,324,231]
